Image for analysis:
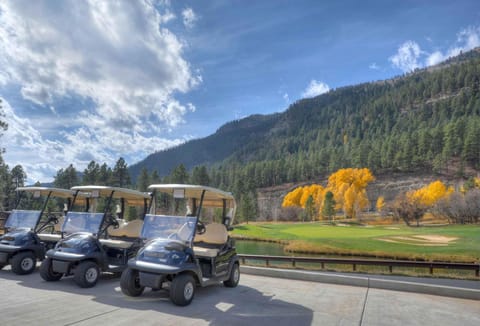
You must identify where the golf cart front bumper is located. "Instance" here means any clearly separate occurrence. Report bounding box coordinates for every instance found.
[129,259,188,274]
[129,260,198,289]
[46,250,88,274]
[0,244,22,263]
[0,243,22,253]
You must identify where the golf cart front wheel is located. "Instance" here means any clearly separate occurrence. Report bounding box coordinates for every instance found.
[170,273,195,306]
[11,251,36,275]
[224,262,240,288]
[120,267,145,297]
[74,261,100,288]
[40,258,63,281]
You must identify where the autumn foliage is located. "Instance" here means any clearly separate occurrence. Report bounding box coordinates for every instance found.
[282,168,375,220]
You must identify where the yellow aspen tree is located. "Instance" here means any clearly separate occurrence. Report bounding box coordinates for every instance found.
[327,168,375,218]
[282,187,304,207]
[376,196,385,213]
[409,180,453,207]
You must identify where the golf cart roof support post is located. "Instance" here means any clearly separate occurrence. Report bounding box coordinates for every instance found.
[98,190,115,237]
[143,198,148,219]
[119,198,125,219]
[148,189,156,214]
[222,199,227,223]
[35,190,54,231]
[192,190,206,240]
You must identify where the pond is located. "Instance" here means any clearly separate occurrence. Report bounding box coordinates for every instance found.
[235,239,292,256]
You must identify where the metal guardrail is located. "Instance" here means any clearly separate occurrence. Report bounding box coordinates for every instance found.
[238,254,480,277]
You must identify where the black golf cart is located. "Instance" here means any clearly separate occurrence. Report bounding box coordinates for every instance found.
[40,186,150,288]
[0,187,75,275]
[120,184,240,306]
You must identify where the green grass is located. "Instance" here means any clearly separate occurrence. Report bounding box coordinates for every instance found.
[232,223,480,262]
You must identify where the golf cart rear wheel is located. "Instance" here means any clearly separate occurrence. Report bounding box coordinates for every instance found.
[170,273,195,306]
[40,258,63,281]
[120,267,145,297]
[11,251,36,275]
[224,262,240,288]
[74,261,99,288]
[0,263,5,270]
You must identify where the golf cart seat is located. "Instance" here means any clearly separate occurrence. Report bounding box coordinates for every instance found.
[37,233,62,242]
[37,216,65,242]
[108,219,143,238]
[193,223,228,258]
[101,219,144,249]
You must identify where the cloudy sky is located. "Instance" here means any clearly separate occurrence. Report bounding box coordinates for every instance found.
[0,0,479,183]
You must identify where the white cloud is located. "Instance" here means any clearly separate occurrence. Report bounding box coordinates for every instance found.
[0,1,200,126]
[369,62,380,70]
[0,1,200,182]
[389,41,422,73]
[391,26,480,72]
[283,93,290,103]
[182,7,198,29]
[302,80,330,98]
[1,98,184,183]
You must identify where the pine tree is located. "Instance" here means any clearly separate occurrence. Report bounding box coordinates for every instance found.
[322,191,336,221]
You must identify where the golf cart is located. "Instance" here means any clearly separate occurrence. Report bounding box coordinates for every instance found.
[120,184,240,306]
[40,186,150,288]
[0,187,75,275]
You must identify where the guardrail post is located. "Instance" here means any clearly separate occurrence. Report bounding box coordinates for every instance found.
[321,262,325,269]
[429,265,433,275]
[266,259,269,267]
[476,266,479,277]
[389,266,393,273]
[353,264,356,271]
[292,259,296,268]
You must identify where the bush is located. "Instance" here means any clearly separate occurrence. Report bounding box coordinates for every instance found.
[432,190,480,224]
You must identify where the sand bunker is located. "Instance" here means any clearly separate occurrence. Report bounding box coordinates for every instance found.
[378,235,458,246]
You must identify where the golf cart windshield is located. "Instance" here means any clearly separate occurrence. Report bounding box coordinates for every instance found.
[141,214,196,242]
[4,210,41,230]
[62,212,104,235]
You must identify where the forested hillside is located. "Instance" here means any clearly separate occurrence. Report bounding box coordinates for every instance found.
[131,48,480,192]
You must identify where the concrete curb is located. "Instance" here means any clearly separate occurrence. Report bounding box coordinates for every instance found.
[240,266,480,301]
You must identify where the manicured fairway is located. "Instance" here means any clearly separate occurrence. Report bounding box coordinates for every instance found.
[232,223,480,262]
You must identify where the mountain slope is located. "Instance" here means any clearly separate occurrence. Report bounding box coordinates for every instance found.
[130,48,480,182]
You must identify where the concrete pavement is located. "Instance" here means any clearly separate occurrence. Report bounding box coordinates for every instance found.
[0,265,478,325]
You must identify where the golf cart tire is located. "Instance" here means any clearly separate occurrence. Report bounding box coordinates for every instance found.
[224,262,240,288]
[170,273,196,306]
[40,258,63,281]
[74,261,100,288]
[11,251,36,275]
[0,263,5,270]
[120,267,145,297]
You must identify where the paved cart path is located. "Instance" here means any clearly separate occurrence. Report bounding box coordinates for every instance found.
[0,266,478,326]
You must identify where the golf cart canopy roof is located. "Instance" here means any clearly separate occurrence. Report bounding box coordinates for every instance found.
[16,186,75,199]
[148,184,236,220]
[70,186,150,204]
[148,184,234,203]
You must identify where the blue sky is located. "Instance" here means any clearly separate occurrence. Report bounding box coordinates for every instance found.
[1,0,479,183]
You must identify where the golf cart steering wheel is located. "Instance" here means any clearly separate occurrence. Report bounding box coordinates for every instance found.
[196,221,206,235]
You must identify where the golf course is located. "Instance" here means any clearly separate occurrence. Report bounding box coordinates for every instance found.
[232,223,480,263]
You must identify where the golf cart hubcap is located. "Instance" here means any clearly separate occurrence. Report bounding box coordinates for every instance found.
[184,282,194,300]
[22,257,34,271]
[233,266,240,282]
[85,267,98,283]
